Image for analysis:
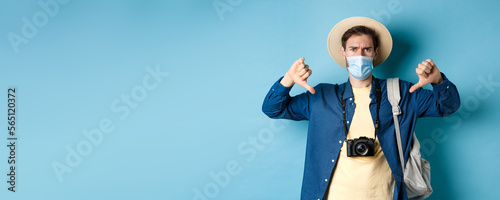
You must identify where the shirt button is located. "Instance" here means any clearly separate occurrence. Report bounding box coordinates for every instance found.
[349,98,353,101]
[347,121,350,124]
[447,86,449,89]
[325,179,328,182]
[332,159,335,162]
[339,140,342,144]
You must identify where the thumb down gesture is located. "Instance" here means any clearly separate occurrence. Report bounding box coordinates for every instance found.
[409,59,444,93]
[280,57,316,94]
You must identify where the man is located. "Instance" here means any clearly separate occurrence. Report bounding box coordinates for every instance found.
[261,17,460,200]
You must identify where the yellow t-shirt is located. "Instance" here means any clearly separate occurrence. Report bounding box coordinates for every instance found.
[326,86,394,200]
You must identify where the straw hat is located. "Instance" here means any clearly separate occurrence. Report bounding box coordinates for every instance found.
[327,16,393,68]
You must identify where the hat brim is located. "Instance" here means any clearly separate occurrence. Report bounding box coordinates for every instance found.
[327,16,393,68]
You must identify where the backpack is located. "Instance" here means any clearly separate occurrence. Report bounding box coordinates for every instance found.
[387,78,433,200]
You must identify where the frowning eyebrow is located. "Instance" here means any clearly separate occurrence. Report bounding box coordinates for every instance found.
[348,46,373,49]
[349,46,373,50]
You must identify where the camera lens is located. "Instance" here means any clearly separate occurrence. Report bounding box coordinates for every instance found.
[356,143,368,156]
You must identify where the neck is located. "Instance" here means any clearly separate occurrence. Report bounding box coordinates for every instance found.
[349,74,373,88]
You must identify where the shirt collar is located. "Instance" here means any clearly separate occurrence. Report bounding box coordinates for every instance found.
[342,76,379,104]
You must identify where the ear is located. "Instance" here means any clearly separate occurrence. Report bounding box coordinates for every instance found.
[373,47,379,60]
[340,46,346,60]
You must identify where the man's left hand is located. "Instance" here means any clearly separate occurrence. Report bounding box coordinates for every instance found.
[409,59,444,93]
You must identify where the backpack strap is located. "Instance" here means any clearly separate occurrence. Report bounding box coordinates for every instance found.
[387,78,405,173]
[387,78,401,115]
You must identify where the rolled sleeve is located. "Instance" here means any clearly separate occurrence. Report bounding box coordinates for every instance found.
[432,73,461,116]
[413,73,461,117]
[262,76,310,120]
[269,76,293,95]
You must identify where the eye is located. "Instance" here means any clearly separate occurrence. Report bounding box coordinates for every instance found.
[364,48,371,52]
[350,48,357,52]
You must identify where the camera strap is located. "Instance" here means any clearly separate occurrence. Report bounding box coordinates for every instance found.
[341,78,381,139]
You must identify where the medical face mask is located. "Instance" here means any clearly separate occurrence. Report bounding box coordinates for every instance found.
[346,56,374,80]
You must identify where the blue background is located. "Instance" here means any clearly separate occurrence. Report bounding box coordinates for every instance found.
[1,0,499,199]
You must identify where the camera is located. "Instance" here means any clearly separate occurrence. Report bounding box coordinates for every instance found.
[346,136,375,157]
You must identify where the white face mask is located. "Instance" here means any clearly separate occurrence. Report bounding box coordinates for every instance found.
[346,56,373,80]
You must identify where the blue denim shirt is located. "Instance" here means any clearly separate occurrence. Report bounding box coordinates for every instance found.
[262,74,460,200]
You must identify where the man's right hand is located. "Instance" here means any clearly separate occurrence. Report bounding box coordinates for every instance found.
[280,57,316,94]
